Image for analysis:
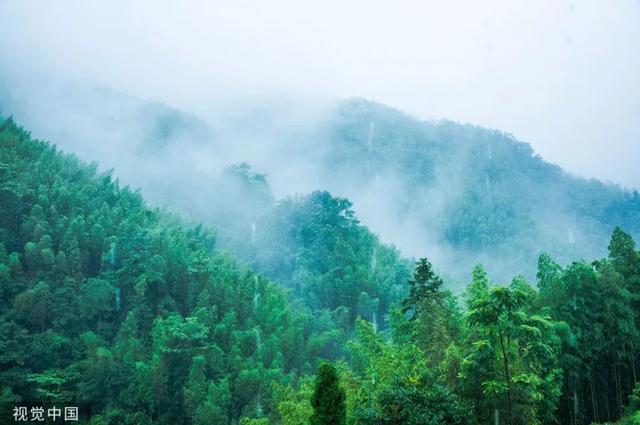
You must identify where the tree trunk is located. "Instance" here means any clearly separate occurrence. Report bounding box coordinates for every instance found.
[632,355,638,386]
[616,363,622,419]
[589,376,598,424]
[497,327,513,425]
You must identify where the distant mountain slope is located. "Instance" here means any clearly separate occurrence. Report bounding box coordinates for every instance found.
[0,82,218,210]
[0,83,213,158]
[309,99,640,283]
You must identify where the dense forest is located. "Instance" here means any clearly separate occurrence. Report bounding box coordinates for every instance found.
[312,100,640,283]
[1,114,640,425]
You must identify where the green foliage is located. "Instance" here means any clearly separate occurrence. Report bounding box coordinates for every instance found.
[2,115,639,425]
[244,190,411,327]
[342,319,470,425]
[402,257,444,319]
[615,384,640,424]
[326,99,640,283]
[0,117,323,424]
[462,276,563,425]
[272,378,314,425]
[311,362,345,425]
[533,225,640,424]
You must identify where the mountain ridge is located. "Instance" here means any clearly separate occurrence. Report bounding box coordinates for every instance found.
[1,87,638,284]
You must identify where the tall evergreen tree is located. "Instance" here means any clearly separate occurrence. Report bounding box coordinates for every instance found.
[402,258,444,320]
[311,362,346,425]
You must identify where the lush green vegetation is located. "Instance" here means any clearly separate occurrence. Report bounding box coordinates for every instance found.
[1,115,639,425]
[205,162,412,332]
[0,117,338,423]
[6,90,639,287]
[318,99,640,283]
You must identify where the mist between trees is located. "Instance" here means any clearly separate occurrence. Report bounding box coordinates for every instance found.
[1,115,640,424]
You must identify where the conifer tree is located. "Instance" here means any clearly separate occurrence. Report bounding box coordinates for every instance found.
[402,258,444,320]
[311,362,346,425]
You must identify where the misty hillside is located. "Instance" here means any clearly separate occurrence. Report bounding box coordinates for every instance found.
[308,99,640,282]
[3,2,639,423]
[201,98,640,285]
[1,87,638,285]
[3,115,640,425]
[0,116,349,423]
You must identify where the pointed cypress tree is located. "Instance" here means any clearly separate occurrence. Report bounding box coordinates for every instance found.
[402,258,443,320]
[608,226,640,286]
[311,362,345,425]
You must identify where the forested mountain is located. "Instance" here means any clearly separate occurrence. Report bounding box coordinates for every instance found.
[0,117,343,424]
[206,163,411,328]
[308,99,640,283]
[196,98,640,290]
[2,115,640,425]
[3,88,638,286]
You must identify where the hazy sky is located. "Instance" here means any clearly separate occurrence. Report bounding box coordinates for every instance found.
[1,0,639,187]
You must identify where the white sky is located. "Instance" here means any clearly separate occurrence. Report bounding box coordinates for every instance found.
[1,0,639,187]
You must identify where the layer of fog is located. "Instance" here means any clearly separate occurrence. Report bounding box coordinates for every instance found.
[1,0,638,187]
[0,77,617,286]
[1,0,639,285]
[0,77,457,277]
